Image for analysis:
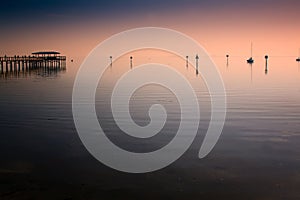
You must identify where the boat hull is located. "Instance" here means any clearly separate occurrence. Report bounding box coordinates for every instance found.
[247,58,254,64]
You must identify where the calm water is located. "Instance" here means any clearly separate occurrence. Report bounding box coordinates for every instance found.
[1,53,300,200]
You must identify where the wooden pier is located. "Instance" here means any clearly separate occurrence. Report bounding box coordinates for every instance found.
[0,51,66,73]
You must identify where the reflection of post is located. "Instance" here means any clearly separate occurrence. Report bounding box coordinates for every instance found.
[110,56,112,66]
[186,56,189,68]
[6,61,8,72]
[265,55,268,75]
[130,56,133,69]
[195,54,199,75]
[250,64,253,82]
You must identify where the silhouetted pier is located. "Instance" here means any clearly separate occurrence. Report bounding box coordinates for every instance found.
[0,51,66,73]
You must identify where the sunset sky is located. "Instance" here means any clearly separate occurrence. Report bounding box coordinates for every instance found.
[0,0,299,58]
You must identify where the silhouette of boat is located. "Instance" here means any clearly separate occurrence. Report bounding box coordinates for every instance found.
[296,49,300,62]
[247,43,254,64]
[247,57,254,64]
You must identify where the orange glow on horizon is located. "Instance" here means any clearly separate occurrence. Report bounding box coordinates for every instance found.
[0,4,299,63]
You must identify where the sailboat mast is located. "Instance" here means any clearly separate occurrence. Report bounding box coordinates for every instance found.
[247,42,254,63]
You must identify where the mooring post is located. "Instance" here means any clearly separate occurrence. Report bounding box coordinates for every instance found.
[186,56,189,68]
[195,54,199,75]
[130,56,133,69]
[265,55,268,74]
[226,54,229,66]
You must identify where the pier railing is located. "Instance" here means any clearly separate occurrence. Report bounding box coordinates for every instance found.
[0,55,66,62]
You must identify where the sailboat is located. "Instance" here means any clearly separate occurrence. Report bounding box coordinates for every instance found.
[296,49,300,62]
[247,42,254,64]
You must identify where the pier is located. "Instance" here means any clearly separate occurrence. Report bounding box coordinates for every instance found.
[0,51,66,73]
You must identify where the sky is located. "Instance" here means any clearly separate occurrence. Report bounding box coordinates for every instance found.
[0,0,299,58]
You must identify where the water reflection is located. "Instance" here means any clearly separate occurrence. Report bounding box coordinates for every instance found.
[1,52,300,199]
[0,66,66,79]
[247,62,253,82]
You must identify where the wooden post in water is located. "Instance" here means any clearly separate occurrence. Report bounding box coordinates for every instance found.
[265,55,268,74]
[130,56,133,69]
[110,56,112,66]
[186,56,189,68]
[226,54,229,66]
[195,54,199,75]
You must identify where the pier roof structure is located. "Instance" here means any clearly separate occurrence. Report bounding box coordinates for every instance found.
[32,51,61,56]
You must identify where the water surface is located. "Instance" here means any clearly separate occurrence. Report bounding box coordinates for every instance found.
[0,53,300,199]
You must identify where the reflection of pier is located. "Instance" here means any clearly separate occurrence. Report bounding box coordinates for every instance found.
[0,65,66,79]
[0,51,66,73]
